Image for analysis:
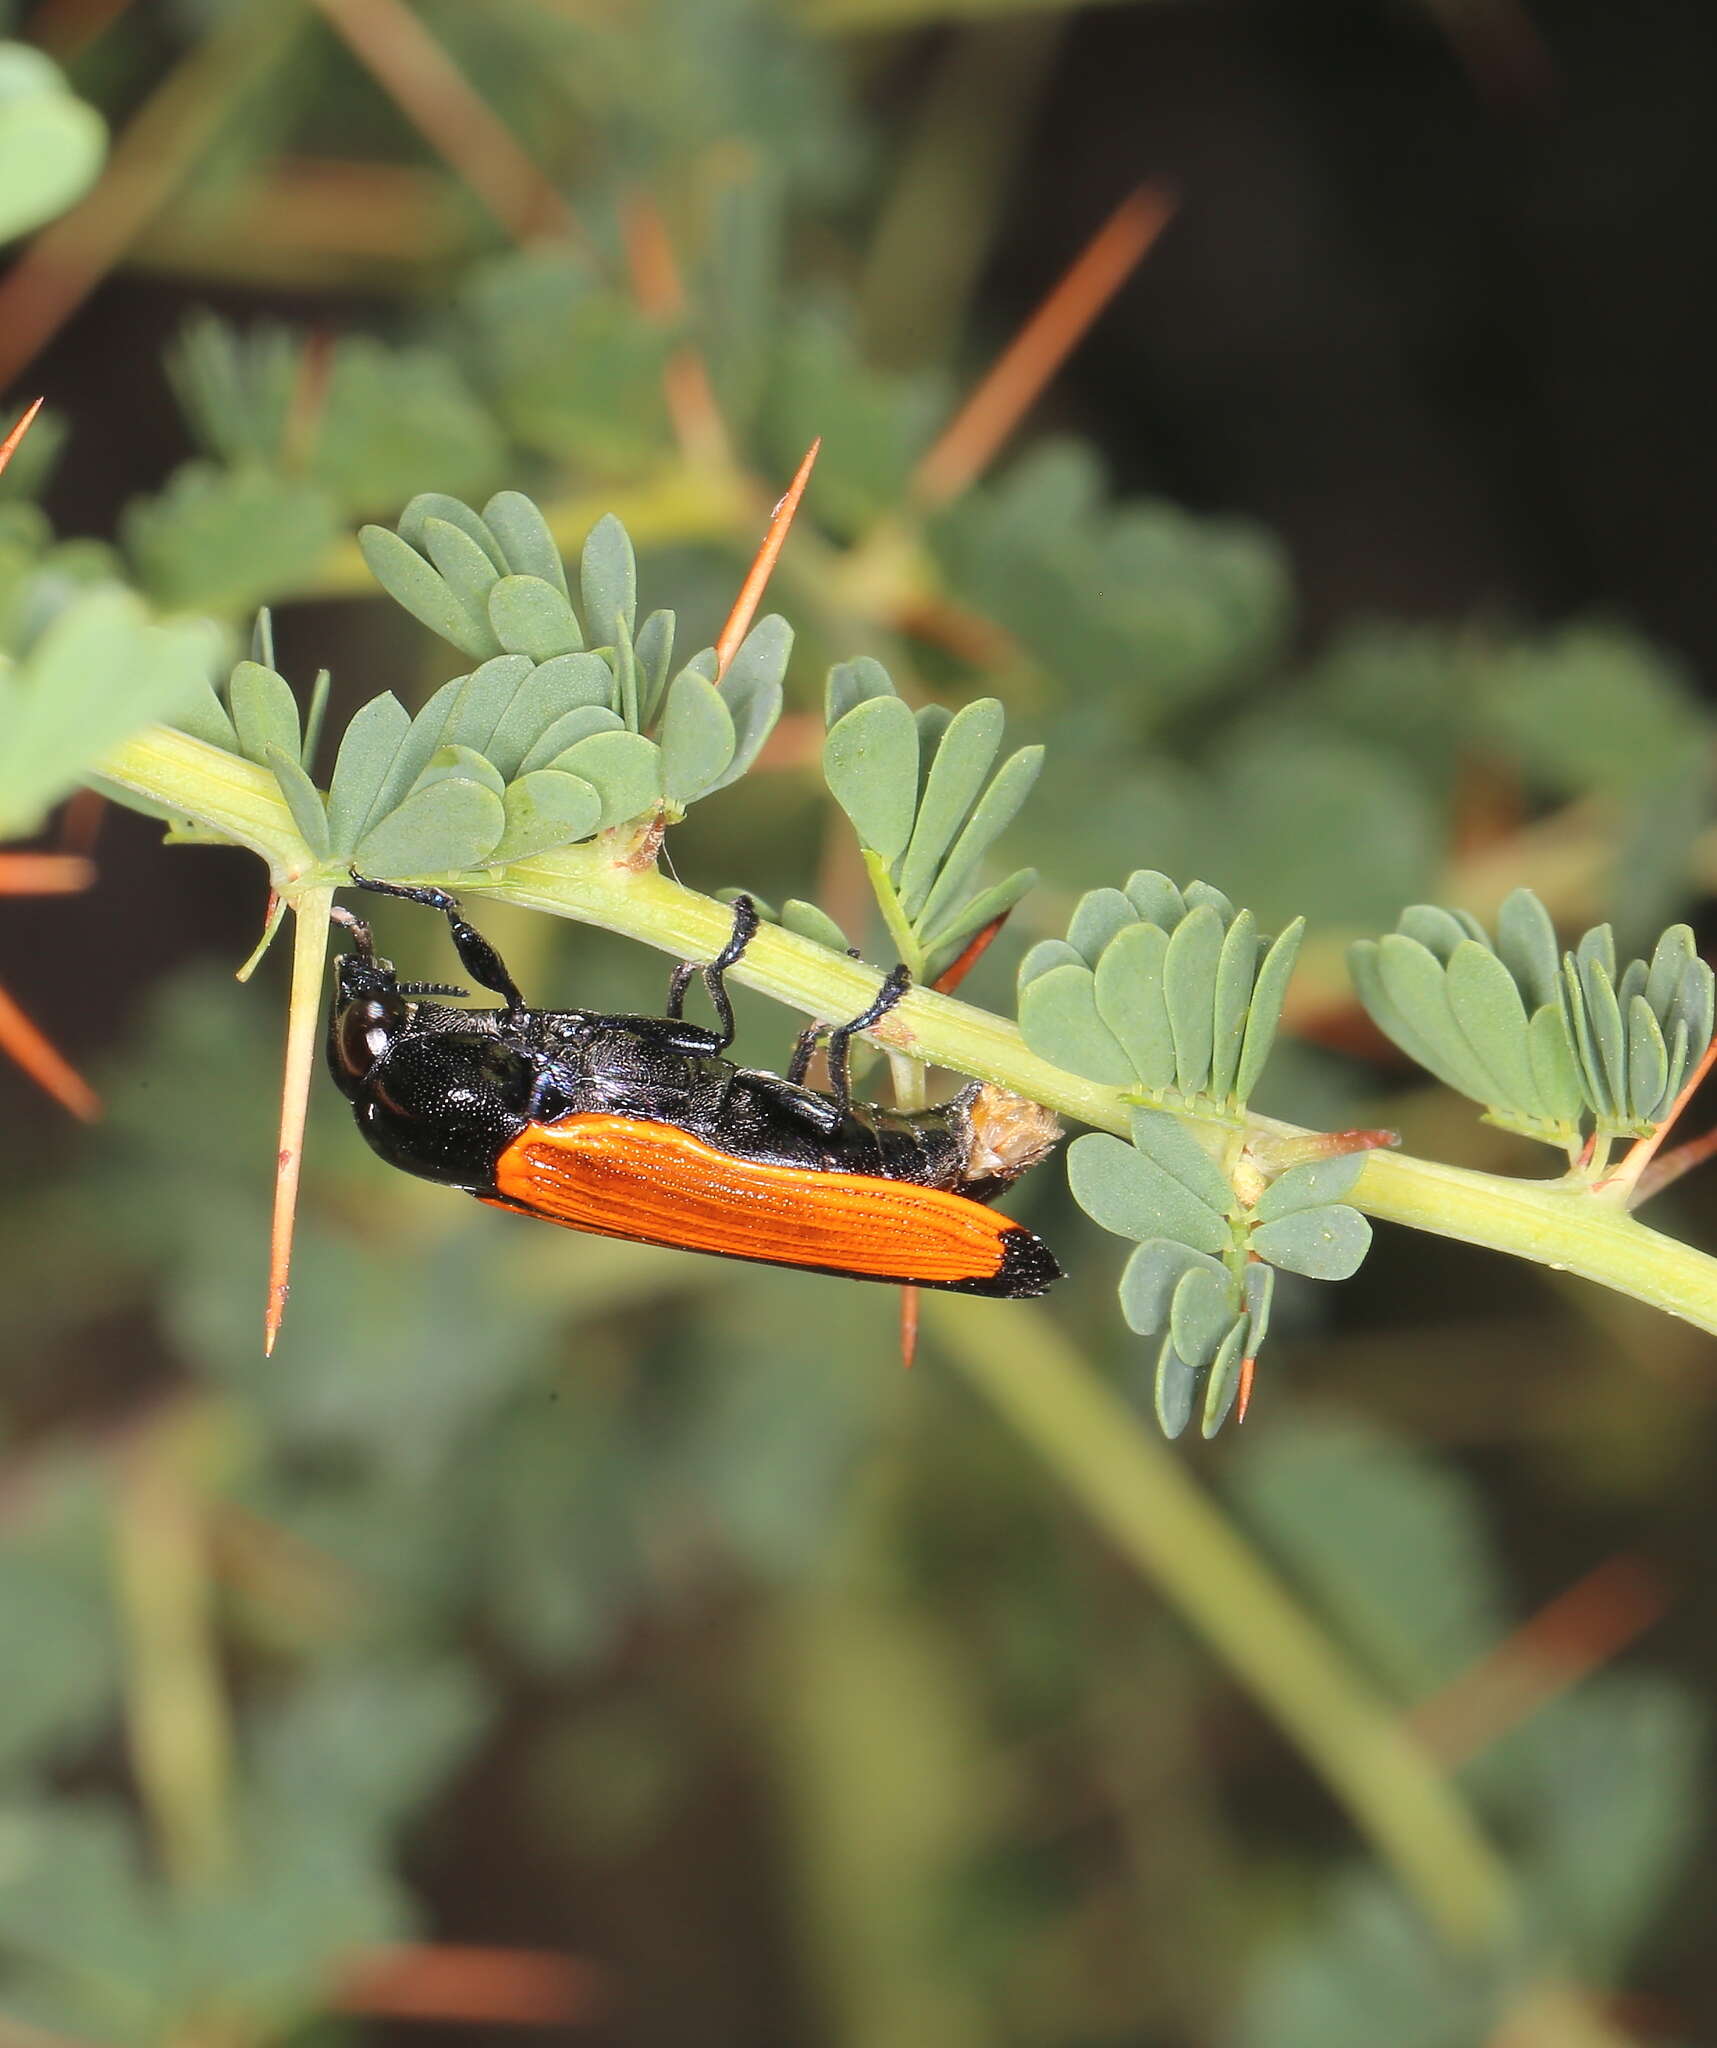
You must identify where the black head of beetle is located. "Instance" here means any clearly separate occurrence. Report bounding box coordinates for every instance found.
[326,904,542,1188]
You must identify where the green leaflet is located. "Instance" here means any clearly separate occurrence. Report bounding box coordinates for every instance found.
[421,517,508,636]
[781,899,850,953]
[444,655,535,758]
[227,661,301,767]
[359,524,496,659]
[1442,940,1542,1118]
[481,490,566,593]
[659,672,737,808]
[579,514,636,653]
[823,694,918,862]
[1093,922,1176,1092]
[1202,1319,1251,1438]
[549,730,661,829]
[411,744,503,799]
[485,664,591,781]
[705,616,790,796]
[920,868,1036,976]
[399,491,507,571]
[1209,908,1258,1105]
[325,693,412,857]
[487,575,584,661]
[1154,1335,1200,1440]
[1065,1131,1231,1254]
[517,704,623,775]
[125,462,337,616]
[1164,903,1224,1097]
[487,770,603,863]
[895,698,1004,919]
[824,654,896,727]
[0,591,216,839]
[1526,1004,1586,1127]
[1128,1108,1236,1216]
[1169,1264,1233,1370]
[1066,887,1136,967]
[1124,869,1185,927]
[352,778,505,877]
[633,610,677,728]
[1626,996,1670,1124]
[913,746,1042,937]
[1017,963,1134,1087]
[1243,1264,1275,1355]
[0,47,105,243]
[264,744,330,858]
[1120,1240,1229,1335]
[1234,919,1304,1106]
[1249,1205,1372,1281]
[1496,887,1561,1011]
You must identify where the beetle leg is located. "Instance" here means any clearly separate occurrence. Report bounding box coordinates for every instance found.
[825,964,911,1115]
[348,870,524,1018]
[669,894,760,1051]
[786,1021,823,1086]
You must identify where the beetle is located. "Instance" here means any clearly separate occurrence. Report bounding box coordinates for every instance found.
[328,874,1062,1296]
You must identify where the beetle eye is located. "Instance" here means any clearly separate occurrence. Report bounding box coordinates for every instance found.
[336,993,406,1080]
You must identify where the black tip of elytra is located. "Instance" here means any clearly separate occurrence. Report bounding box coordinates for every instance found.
[950,1223,1061,1299]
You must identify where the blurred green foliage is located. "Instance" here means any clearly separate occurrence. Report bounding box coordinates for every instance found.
[4,2,1716,2045]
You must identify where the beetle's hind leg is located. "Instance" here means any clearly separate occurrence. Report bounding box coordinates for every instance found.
[666,894,760,1053]
[347,870,524,1017]
[821,965,912,1114]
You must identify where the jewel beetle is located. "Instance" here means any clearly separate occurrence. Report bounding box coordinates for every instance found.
[328,874,1063,1296]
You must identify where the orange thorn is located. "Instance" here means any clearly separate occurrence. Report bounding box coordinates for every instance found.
[1604,1023,1717,1201]
[1235,1353,1256,1424]
[0,977,99,1119]
[309,0,583,247]
[1632,1122,1717,1205]
[713,440,820,680]
[899,1284,919,1368]
[336,1943,606,2027]
[24,0,137,62]
[279,326,337,475]
[931,911,1010,995]
[58,785,108,856]
[913,186,1176,507]
[1408,1554,1668,1769]
[619,194,733,470]
[0,853,95,896]
[0,397,45,474]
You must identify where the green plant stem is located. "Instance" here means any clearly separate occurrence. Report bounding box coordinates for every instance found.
[928,1295,1515,1951]
[93,727,1717,1337]
[112,1409,235,1891]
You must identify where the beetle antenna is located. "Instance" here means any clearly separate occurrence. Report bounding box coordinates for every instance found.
[347,869,525,1016]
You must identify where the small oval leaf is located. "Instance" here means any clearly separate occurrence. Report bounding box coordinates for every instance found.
[1017,962,1134,1086]
[325,691,411,856]
[1163,902,1224,1097]
[482,490,567,593]
[659,670,737,807]
[1250,1204,1372,1281]
[579,513,637,652]
[1170,1264,1233,1371]
[1120,1239,1228,1335]
[1154,1336,1199,1440]
[1066,1132,1230,1253]
[354,778,506,876]
[823,694,919,862]
[487,574,584,660]
[551,729,661,828]
[486,769,603,863]
[358,525,496,658]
